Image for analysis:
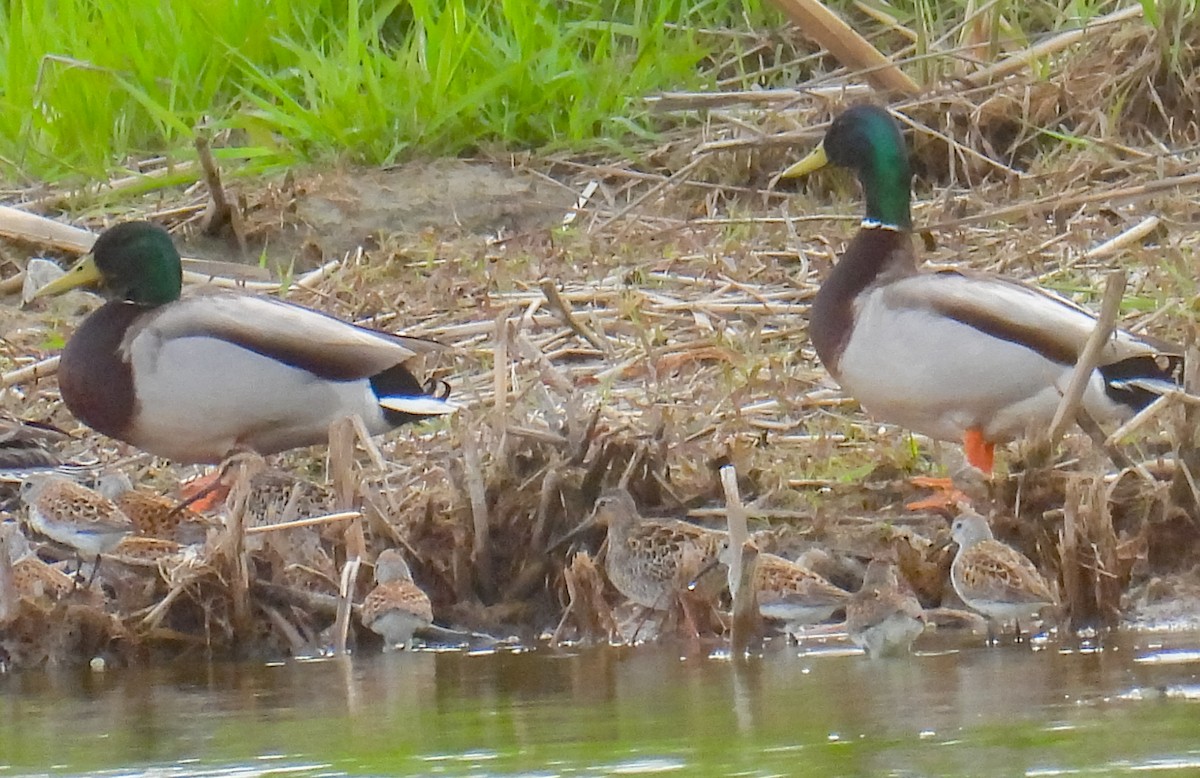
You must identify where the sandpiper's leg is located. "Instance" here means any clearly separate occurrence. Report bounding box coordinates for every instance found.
[84,554,102,589]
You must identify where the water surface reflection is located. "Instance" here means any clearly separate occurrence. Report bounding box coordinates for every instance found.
[2,630,1199,776]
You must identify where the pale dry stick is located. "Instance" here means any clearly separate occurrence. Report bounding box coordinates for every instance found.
[923,173,1200,233]
[719,465,759,654]
[1046,270,1126,445]
[516,333,576,396]
[590,156,707,235]
[348,414,388,472]
[461,430,493,599]
[0,205,272,284]
[961,4,1144,87]
[333,555,361,656]
[329,415,364,657]
[195,133,245,253]
[718,466,750,588]
[766,0,920,94]
[562,180,599,227]
[540,280,611,355]
[851,1,919,42]
[493,309,511,442]
[244,511,362,536]
[1104,394,1172,448]
[224,456,258,642]
[22,161,199,215]
[895,112,1024,179]
[1083,216,1161,260]
[293,256,348,292]
[0,356,60,388]
[0,205,95,252]
[0,272,24,296]
[646,85,873,112]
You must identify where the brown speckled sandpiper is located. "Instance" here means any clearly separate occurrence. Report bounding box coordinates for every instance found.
[361,549,433,651]
[949,511,1055,640]
[846,558,925,658]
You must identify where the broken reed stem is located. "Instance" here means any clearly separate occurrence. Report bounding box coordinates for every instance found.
[194,132,247,254]
[719,465,760,654]
[765,0,920,94]
[540,279,610,354]
[333,556,361,656]
[0,356,59,387]
[224,458,255,643]
[492,309,510,443]
[1047,270,1126,444]
[329,415,363,657]
[962,4,1144,87]
[461,430,494,600]
[1084,216,1161,259]
[244,511,361,536]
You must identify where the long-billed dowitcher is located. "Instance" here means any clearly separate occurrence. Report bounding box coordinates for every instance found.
[588,489,725,613]
[949,511,1055,640]
[361,549,433,651]
[19,473,134,584]
[846,558,925,658]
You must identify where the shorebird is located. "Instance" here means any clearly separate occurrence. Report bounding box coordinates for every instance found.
[587,489,725,614]
[717,541,850,636]
[846,558,926,658]
[0,417,67,473]
[949,511,1056,641]
[97,473,216,545]
[361,549,433,651]
[19,474,135,585]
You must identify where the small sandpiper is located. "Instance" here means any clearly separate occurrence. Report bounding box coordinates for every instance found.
[19,473,134,585]
[846,558,926,658]
[97,473,216,545]
[361,549,433,651]
[721,541,850,636]
[588,488,725,613]
[949,511,1055,641]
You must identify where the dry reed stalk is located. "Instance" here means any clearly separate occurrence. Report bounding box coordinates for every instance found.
[961,4,1144,87]
[0,356,59,387]
[0,272,23,295]
[766,0,920,94]
[222,456,259,643]
[194,133,245,252]
[461,429,494,600]
[1060,475,1121,630]
[329,416,363,656]
[1046,270,1125,443]
[244,511,361,536]
[719,465,761,653]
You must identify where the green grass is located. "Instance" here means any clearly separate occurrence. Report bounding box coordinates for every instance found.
[0,0,779,185]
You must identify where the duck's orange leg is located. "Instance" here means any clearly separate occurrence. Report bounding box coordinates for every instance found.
[905,477,969,512]
[178,470,231,513]
[962,427,995,475]
[906,427,993,512]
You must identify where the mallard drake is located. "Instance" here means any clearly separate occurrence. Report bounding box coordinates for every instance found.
[783,104,1181,473]
[32,222,454,464]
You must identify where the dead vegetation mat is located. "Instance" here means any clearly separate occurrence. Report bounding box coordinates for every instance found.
[3,10,1200,668]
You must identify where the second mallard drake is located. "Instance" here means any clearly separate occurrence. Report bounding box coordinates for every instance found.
[783,104,1181,473]
[33,222,454,464]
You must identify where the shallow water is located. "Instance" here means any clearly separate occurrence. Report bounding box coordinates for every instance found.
[2,629,1200,777]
